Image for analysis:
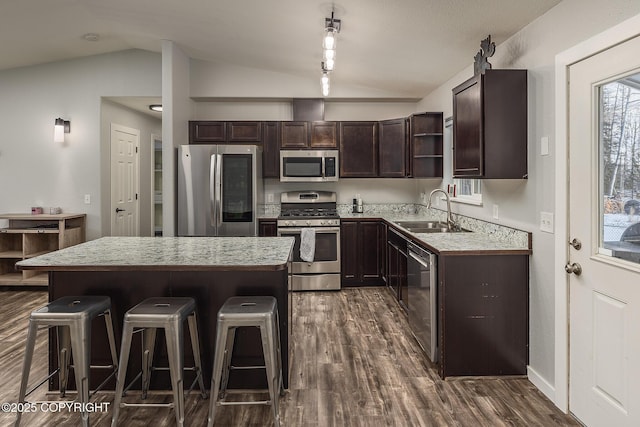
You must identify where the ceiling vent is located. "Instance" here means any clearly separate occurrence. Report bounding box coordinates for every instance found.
[293,98,324,121]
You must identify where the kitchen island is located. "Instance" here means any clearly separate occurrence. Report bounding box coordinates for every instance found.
[17,236,294,390]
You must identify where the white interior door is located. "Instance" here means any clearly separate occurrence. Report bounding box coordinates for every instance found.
[568,35,640,427]
[111,123,140,236]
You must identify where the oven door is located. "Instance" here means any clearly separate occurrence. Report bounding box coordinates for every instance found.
[277,227,341,274]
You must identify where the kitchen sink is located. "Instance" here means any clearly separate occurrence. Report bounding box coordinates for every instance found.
[394,220,468,233]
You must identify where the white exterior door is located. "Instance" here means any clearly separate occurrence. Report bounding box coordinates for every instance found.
[568,35,640,426]
[110,124,140,236]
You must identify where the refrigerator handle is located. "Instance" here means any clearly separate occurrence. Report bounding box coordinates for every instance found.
[210,154,216,228]
[215,154,223,227]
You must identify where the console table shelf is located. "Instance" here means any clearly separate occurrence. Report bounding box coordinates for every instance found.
[0,213,86,286]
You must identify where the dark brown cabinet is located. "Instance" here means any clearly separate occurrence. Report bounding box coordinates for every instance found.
[189,121,226,143]
[339,122,378,177]
[378,118,408,177]
[280,121,309,148]
[386,227,408,310]
[341,219,385,286]
[189,121,262,144]
[228,121,262,142]
[438,254,529,378]
[411,112,443,178]
[281,121,338,149]
[310,121,338,148]
[452,69,527,179]
[258,219,278,237]
[262,122,280,178]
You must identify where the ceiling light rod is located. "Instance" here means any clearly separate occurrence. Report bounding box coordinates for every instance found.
[325,11,341,33]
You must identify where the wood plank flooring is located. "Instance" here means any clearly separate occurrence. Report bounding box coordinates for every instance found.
[0,287,581,426]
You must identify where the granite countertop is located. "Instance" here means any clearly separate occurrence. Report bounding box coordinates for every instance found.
[341,212,531,255]
[17,236,295,271]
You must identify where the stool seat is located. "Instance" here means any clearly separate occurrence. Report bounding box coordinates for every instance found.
[208,296,283,427]
[16,295,118,427]
[31,296,112,320]
[124,297,196,323]
[111,297,207,427]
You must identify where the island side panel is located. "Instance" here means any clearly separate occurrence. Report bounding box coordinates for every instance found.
[48,268,290,390]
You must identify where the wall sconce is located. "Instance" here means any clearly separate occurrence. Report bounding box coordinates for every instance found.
[148,104,163,112]
[54,118,70,143]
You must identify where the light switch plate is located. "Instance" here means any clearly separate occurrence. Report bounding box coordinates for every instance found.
[541,136,550,156]
[540,212,554,233]
[267,193,274,203]
[492,204,499,219]
[84,194,91,204]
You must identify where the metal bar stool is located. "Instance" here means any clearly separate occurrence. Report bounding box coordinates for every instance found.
[16,295,119,427]
[208,296,283,427]
[111,297,207,427]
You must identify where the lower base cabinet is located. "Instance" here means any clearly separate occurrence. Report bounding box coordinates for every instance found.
[258,219,278,237]
[439,254,529,378]
[386,227,408,310]
[341,220,385,286]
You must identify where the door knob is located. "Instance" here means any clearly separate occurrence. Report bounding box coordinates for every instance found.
[568,238,582,250]
[565,262,582,276]
[115,208,126,213]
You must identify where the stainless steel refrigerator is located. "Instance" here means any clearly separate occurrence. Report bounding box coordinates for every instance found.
[178,144,263,236]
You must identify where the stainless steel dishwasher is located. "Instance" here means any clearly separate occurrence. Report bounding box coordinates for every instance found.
[407,241,438,363]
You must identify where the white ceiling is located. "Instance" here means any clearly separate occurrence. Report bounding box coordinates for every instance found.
[1,0,561,98]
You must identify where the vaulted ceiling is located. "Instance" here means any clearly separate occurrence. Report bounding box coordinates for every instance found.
[1,0,561,98]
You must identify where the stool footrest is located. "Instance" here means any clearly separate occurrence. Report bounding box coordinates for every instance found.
[229,365,266,370]
[219,399,271,406]
[121,402,175,409]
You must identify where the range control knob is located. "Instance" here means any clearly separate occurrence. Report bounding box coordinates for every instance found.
[306,220,311,226]
[284,221,290,226]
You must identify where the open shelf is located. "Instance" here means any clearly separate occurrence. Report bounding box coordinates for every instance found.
[0,213,86,287]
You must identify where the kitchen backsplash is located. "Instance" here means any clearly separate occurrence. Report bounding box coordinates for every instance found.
[262,202,530,248]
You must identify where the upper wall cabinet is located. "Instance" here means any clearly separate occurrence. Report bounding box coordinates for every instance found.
[378,118,408,177]
[281,121,338,149]
[452,69,527,179]
[340,121,378,177]
[189,121,262,144]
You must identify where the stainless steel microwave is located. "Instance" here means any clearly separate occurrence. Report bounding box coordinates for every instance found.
[280,150,339,182]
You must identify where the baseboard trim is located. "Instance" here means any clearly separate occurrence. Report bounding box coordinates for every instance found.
[527,365,558,408]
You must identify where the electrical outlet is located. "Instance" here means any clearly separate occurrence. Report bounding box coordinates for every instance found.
[84,194,91,204]
[492,204,499,219]
[267,193,274,203]
[540,212,554,233]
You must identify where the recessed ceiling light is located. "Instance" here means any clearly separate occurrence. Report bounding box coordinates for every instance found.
[82,33,100,42]
[149,104,163,112]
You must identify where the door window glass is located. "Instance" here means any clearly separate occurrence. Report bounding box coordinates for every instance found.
[600,72,640,263]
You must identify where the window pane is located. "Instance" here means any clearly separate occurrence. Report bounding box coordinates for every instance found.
[600,73,640,264]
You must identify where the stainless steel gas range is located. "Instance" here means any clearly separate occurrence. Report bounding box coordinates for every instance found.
[277,191,341,291]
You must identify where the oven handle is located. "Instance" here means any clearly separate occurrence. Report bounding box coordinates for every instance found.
[278,227,341,235]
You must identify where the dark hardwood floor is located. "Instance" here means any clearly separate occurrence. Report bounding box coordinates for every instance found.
[0,287,580,426]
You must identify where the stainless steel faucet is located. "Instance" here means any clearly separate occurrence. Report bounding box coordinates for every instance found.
[427,189,456,230]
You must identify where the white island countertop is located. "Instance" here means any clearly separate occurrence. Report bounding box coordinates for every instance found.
[17,236,295,271]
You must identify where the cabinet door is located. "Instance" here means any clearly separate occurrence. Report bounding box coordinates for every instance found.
[339,122,378,177]
[379,118,407,177]
[228,121,262,142]
[310,121,338,148]
[440,255,528,377]
[387,241,398,297]
[341,221,359,284]
[360,222,384,284]
[258,220,278,237]
[189,121,226,143]
[452,76,483,177]
[281,122,309,148]
[262,122,280,178]
[398,248,408,311]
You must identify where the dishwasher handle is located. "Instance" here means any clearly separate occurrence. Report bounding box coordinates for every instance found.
[408,250,431,269]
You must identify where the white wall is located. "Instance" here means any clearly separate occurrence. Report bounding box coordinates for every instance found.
[0,50,161,239]
[100,99,162,236]
[415,0,640,400]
